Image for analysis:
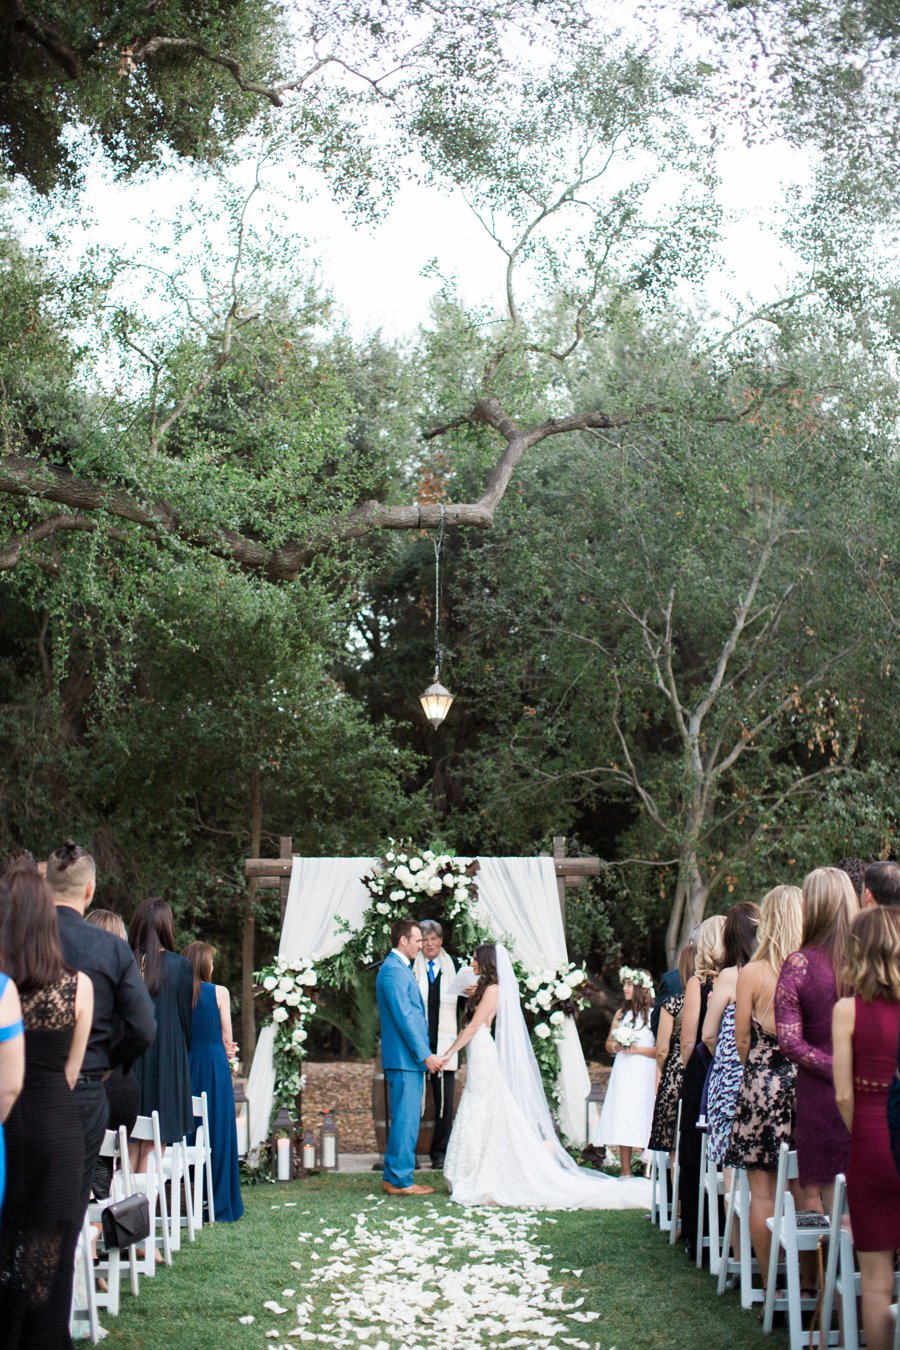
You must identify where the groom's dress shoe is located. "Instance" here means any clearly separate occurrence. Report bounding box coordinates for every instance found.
[381,1181,435,1196]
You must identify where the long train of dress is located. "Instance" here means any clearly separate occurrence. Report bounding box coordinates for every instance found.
[444,1027,650,1209]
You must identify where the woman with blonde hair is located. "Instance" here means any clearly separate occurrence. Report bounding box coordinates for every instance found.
[678,913,725,1260]
[833,907,900,1350]
[775,867,859,1210]
[724,884,803,1289]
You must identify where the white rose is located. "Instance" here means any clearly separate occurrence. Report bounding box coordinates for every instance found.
[550,1010,565,1026]
[389,889,405,901]
[278,977,293,993]
[395,867,412,887]
[284,990,301,1006]
[263,975,278,992]
[376,901,391,915]
[427,877,442,894]
[272,1007,289,1023]
[423,850,435,862]
[273,988,286,1002]
[385,851,395,862]
[409,857,422,872]
[525,975,541,992]
[536,989,553,1008]
[541,970,555,984]
[301,969,317,987]
[397,854,408,863]
[554,982,573,1001]
[454,886,468,903]
[569,969,586,986]
[292,1027,308,1043]
[534,1023,551,1039]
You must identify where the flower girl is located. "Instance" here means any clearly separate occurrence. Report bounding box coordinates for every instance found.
[588,967,657,1177]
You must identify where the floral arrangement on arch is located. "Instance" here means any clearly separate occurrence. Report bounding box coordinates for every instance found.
[254,957,318,1111]
[521,960,590,1102]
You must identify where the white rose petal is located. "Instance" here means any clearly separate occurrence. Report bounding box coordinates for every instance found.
[238,1315,255,1324]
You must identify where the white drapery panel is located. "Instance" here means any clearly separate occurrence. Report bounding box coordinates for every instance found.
[475,857,591,1145]
[246,857,373,1146]
[247,853,592,1147]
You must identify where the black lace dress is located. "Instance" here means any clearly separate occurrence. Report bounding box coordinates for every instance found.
[0,970,84,1349]
[649,991,685,1151]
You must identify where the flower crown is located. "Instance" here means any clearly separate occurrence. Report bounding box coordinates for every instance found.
[619,965,655,997]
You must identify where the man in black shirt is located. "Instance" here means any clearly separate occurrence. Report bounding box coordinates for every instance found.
[46,841,156,1216]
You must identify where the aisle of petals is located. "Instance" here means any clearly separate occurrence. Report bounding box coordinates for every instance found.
[238,1195,609,1349]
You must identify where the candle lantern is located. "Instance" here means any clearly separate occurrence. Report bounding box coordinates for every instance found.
[318,1109,340,1171]
[301,1127,318,1174]
[234,1080,250,1158]
[270,1106,296,1182]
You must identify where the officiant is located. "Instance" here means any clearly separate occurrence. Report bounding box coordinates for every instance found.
[413,919,462,1169]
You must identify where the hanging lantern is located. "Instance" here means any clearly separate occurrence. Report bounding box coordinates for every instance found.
[419,670,454,729]
[318,1109,340,1171]
[419,503,455,728]
[270,1106,296,1182]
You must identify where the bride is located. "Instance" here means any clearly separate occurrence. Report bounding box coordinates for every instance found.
[439,943,650,1209]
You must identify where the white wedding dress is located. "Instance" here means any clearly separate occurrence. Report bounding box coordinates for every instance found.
[444,1022,650,1209]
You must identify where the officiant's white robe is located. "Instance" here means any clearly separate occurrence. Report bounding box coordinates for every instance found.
[413,949,460,1070]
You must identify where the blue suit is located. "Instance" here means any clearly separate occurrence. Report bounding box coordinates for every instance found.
[376,950,431,1188]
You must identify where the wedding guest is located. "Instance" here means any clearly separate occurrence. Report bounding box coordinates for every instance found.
[679,914,725,1260]
[703,902,760,1166]
[833,906,900,1350]
[0,916,24,1218]
[0,849,37,880]
[648,939,695,1154]
[129,898,193,1173]
[724,884,803,1291]
[775,866,858,1211]
[836,858,867,902]
[650,961,685,1039]
[46,841,155,1219]
[84,910,141,1198]
[862,860,900,908]
[183,941,243,1222]
[591,967,656,1177]
[413,919,461,1169]
[0,869,93,1348]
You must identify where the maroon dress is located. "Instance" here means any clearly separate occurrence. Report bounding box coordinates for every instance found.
[775,947,850,1187]
[845,997,900,1251]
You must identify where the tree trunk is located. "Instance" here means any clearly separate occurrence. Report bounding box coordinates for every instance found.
[242,764,262,1069]
[665,840,708,964]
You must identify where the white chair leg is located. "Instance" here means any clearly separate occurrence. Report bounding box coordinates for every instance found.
[696,1131,708,1269]
[718,1176,737,1295]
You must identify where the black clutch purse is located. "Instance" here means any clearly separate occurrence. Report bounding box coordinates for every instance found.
[101,1192,151,1249]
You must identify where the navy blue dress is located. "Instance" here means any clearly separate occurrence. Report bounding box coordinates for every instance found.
[134,950,194,1143]
[188,983,243,1223]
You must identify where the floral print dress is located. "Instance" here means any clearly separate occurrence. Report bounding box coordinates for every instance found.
[649,992,685,1151]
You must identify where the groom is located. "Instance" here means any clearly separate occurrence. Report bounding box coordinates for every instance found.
[376,918,443,1195]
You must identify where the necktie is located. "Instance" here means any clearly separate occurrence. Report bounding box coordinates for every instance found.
[428,959,436,983]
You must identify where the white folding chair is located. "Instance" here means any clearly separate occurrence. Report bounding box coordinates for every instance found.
[718,1165,762,1307]
[763,1144,829,1348]
[649,1150,673,1232]
[129,1111,172,1274]
[161,1134,196,1251]
[183,1092,215,1228]
[820,1174,859,1350]
[71,1209,102,1344]
[88,1126,141,1318]
[700,1142,726,1277]
[668,1101,682,1248]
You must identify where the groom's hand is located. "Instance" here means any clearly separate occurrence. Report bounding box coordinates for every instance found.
[425,1054,443,1073]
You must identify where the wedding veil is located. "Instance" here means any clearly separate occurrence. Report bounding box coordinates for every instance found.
[493,944,586,1176]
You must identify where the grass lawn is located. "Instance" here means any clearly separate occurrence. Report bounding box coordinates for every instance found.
[98,1173,785,1350]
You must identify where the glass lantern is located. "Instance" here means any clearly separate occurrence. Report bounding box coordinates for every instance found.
[270,1106,296,1182]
